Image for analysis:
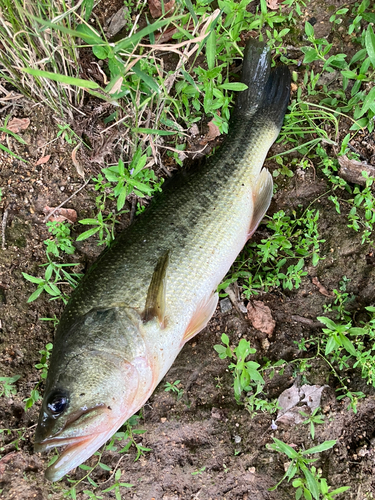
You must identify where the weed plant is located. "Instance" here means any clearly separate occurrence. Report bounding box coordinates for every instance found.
[220,207,324,297]
[214,333,281,415]
[268,438,349,500]
[0,375,20,398]
[22,221,81,303]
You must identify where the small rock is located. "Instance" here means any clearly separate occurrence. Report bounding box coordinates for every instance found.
[219,297,232,313]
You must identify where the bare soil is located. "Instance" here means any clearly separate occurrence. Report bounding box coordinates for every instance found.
[1,1,375,499]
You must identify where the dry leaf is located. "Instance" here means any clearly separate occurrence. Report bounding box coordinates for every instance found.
[7,117,30,133]
[72,144,85,179]
[107,6,129,38]
[247,300,276,336]
[35,155,51,166]
[312,277,333,297]
[108,76,123,95]
[43,206,77,223]
[277,384,301,414]
[148,0,175,18]
[199,120,221,145]
[300,384,327,410]
[276,384,329,426]
[206,120,221,141]
[266,0,282,9]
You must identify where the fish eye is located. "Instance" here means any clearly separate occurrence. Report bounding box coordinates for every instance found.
[46,390,69,415]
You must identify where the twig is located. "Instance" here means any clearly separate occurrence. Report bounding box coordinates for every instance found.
[0,103,13,114]
[43,178,91,223]
[98,455,126,486]
[1,208,8,250]
[347,143,367,161]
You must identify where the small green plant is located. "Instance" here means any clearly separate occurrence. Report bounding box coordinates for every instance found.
[40,315,60,328]
[0,426,27,452]
[103,415,151,462]
[294,305,375,413]
[317,146,375,246]
[102,150,164,211]
[323,277,353,321]
[268,438,348,499]
[221,207,324,297]
[318,316,357,358]
[192,466,206,475]
[300,408,325,440]
[214,335,283,415]
[23,219,81,303]
[77,155,164,247]
[44,221,75,257]
[35,343,53,380]
[164,380,184,401]
[214,334,264,402]
[76,174,120,246]
[24,342,53,410]
[22,256,81,303]
[0,375,20,398]
[56,123,77,144]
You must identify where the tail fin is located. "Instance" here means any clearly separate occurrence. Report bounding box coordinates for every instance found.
[234,40,291,129]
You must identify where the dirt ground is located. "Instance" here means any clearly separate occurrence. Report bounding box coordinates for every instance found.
[1,1,375,499]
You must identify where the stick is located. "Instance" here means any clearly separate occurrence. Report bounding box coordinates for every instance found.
[43,178,91,223]
[1,208,8,250]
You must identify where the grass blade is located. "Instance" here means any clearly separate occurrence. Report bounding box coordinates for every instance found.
[21,68,100,89]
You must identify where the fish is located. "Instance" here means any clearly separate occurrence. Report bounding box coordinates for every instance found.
[34,39,291,481]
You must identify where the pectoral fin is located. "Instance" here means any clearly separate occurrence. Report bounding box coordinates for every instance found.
[182,292,218,345]
[143,252,169,327]
[248,168,273,238]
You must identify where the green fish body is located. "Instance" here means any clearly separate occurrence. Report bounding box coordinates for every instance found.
[34,40,291,481]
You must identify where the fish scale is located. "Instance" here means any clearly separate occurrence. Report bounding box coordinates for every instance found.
[34,39,291,481]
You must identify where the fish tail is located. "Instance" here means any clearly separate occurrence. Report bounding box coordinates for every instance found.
[235,39,291,130]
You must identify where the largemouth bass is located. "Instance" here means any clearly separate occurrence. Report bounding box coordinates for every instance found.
[34,40,291,481]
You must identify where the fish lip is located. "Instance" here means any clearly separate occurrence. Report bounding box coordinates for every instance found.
[42,425,122,482]
[34,404,123,482]
[44,434,100,482]
[34,434,88,453]
[35,403,108,449]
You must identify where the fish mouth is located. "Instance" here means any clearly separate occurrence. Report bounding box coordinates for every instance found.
[39,427,120,482]
[35,406,122,482]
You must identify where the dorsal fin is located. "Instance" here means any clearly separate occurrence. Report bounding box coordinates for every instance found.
[143,251,169,327]
[248,168,273,238]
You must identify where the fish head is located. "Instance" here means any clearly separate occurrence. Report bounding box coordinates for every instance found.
[35,306,152,481]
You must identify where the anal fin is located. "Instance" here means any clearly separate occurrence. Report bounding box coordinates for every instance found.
[248,168,273,239]
[182,292,218,345]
